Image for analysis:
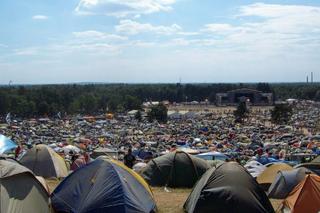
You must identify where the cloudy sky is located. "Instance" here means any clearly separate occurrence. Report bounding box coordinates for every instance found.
[0,0,320,84]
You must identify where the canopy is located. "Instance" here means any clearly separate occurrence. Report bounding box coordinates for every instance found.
[0,135,17,154]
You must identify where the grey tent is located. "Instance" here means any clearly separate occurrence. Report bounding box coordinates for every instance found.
[268,167,312,199]
[20,144,68,178]
[141,151,210,188]
[0,159,51,213]
[184,162,275,213]
[294,162,320,176]
[312,155,320,163]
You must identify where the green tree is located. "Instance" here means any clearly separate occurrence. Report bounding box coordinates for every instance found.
[148,104,168,123]
[271,103,293,124]
[234,101,249,123]
[135,110,142,121]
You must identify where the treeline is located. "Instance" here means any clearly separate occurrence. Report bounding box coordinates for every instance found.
[0,83,319,117]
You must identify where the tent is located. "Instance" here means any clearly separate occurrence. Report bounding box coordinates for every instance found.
[141,151,210,188]
[184,162,274,213]
[282,174,320,213]
[0,159,51,213]
[311,155,320,163]
[51,157,156,213]
[294,162,320,176]
[268,167,312,199]
[257,163,293,190]
[0,134,17,154]
[20,144,68,178]
[244,160,266,178]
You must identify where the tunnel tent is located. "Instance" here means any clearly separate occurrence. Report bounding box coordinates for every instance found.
[141,151,210,188]
[19,144,68,178]
[184,162,274,213]
[268,167,312,199]
[51,156,156,213]
[0,159,51,213]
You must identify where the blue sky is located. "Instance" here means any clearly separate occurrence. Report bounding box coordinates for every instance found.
[0,0,320,84]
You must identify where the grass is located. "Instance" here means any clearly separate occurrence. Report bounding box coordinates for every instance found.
[152,187,191,213]
[45,179,281,213]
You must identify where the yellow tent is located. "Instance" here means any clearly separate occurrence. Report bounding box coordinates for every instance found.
[257,163,293,189]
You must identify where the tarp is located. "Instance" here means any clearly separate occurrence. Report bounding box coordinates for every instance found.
[0,135,17,154]
[268,167,312,199]
[184,162,275,213]
[51,157,156,213]
[141,151,210,188]
[20,144,68,178]
[0,159,51,213]
[283,174,320,213]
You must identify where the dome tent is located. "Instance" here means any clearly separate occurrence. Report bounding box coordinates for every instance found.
[0,158,51,213]
[184,162,274,213]
[51,156,156,213]
[268,167,312,199]
[256,163,293,191]
[282,174,320,213]
[20,144,68,178]
[141,151,210,188]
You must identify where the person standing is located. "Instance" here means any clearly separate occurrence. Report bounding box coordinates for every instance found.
[124,148,136,169]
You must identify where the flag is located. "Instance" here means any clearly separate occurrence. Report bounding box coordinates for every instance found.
[5,113,11,125]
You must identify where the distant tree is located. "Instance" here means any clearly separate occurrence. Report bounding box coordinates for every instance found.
[135,110,142,121]
[314,90,320,102]
[38,101,49,116]
[148,104,168,123]
[256,83,272,93]
[234,101,249,123]
[271,103,293,124]
[123,95,141,111]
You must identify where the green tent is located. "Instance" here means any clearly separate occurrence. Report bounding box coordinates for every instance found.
[0,158,51,213]
[184,162,275,213]
[141,151,210,188]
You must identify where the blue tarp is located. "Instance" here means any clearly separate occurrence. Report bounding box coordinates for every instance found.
[0,135,17,154]
[51,157,156,213]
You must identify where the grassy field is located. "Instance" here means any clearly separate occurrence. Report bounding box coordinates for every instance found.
[46,179,282,212]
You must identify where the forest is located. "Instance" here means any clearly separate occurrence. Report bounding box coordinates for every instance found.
[0,83,320,117]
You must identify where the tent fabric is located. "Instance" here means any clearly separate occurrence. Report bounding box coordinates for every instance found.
[312,156,320,163]
[0,135,17,154]
[283,174,320,213]
[184,162,274,213]
[0,159,51,213]
[256,163,293,190]
[20,144,68,178]
[268,167,312,199]
[244,160,266,178]
[51,157,156,213]
[141,151,210,188]
[294,163,320,176]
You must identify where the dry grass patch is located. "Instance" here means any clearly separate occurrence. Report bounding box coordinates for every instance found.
[152,187,191,213]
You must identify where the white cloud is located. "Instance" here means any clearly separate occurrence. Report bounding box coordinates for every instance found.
[32,15,48,20]
[73,31,128,41]
[75,0,176,17]
[115,19,181,35]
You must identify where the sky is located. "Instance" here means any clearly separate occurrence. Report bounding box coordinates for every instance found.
[0,0,320,84]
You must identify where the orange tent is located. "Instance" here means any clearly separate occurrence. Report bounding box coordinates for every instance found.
[283,174,320,213]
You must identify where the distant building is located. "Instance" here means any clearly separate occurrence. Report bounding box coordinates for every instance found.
[216,88,273,106]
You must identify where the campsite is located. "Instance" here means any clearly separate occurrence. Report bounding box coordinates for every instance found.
[1,98,320,212]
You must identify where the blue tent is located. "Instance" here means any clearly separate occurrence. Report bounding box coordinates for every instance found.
[51,157,156,213]
[0,135,17,154]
